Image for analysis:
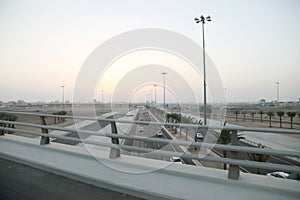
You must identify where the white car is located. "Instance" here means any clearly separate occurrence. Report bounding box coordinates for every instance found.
[266,171,289,179]
[196,132,204,140]
[170,156,183,164]
[155,131,163,137]
[139,127,144,132]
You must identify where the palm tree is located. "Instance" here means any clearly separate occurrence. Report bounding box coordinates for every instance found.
[258,110,264,122]
[166,113,171,126]
[250,111,256,122]
[0,114,18,134]
[0,113,8,133]
[248,144,270,174]
[241,111,247,121]
[287,112,296,129]
[266,111,274,127]
[234,111,240,122]
[181,115,194,141]
[218,121,245,170]
[276,111,285,128]
[170,113,181,134]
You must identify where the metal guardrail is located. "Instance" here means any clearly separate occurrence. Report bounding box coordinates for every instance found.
[0,111,300,180]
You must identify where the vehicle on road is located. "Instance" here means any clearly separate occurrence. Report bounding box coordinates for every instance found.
[170,156,183,164]
[139,127,144,132]
[196,132,204,140]
[155,131,163,137]
[266,171,289,179]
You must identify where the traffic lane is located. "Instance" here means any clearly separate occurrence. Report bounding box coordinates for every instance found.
[145,111,193,164]
[130,124,173,161]
[0,158,142,200]
[53,113,125,145]
[123,108,189,164]
[123,108,173,161]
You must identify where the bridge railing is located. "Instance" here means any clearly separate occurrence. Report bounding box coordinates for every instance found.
[0,111,299,180]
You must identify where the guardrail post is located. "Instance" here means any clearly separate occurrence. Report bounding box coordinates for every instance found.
[40,116,50,145]
[109,121,120,158]
[228,130,240,180]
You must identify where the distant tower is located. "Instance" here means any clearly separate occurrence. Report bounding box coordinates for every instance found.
[275,82,279,102]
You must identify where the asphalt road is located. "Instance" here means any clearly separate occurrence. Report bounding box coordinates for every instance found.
[0,158,142,200]
[52,113,124,145]
[122,108,185,163]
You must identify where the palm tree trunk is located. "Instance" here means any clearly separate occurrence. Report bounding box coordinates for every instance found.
[260,114,263,122]
[269,116,272,127]
[279,117,282,128]
[223,150,227,170]
[235,115,238,122]
[290,118,293,129]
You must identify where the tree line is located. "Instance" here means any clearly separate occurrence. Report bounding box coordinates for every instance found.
[0,113,18,134]
[233,110,299,128]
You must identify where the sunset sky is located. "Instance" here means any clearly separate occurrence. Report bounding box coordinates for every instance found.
[0,0,299,103]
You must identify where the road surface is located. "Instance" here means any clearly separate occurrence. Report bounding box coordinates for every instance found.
[122,108,188,163]
[0,158,142,200]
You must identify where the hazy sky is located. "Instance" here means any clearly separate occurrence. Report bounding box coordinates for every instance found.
[0,0,299,103]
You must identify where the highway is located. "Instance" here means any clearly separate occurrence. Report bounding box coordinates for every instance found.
[52,113,124,145]
[122,108,186,163]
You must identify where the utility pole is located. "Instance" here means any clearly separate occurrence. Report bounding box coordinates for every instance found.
[195,15,211,125]
[275,82,279,102]
[161,72,167,109]
[61,86,65,109]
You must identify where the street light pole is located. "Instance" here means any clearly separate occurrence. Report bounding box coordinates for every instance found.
[153,85,157,107]
[61,86,65,109]
[276,81,279,102]
[149,90,153,106]
[161,72,167,109]
[195,15,211,126]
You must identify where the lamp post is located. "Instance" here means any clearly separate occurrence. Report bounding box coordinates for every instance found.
[195,15,211,125]
[149,90,153,106]
[153,84,157,107]
[161,72,167,109]
[275,82,279,103]
[61,86,65,109]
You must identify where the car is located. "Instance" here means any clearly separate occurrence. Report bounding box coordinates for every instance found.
[196,132,204,140]
[170,156,183,164]
[155,131,163,137]
[139,127,144,132]
[266,171,289,179]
